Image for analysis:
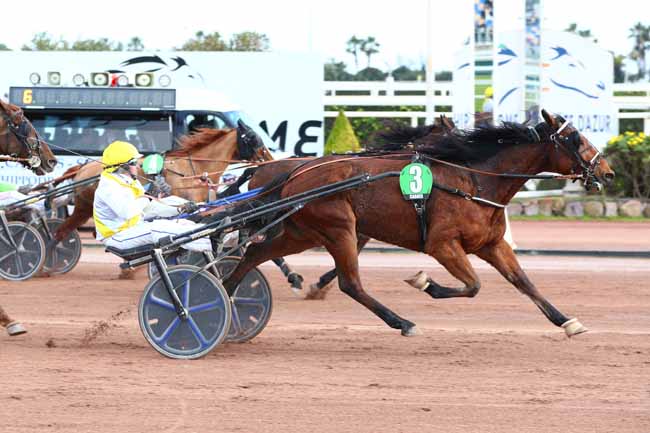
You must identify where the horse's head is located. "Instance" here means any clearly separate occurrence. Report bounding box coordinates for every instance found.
[0,99,57,175]
[541,109,614,191]
[236,119,273,162]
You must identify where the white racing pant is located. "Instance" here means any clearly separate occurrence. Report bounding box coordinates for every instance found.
[0,191,46,214]
[104,219,213,252]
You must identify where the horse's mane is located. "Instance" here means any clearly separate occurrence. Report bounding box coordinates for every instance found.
[368,124,440,151]
[418,122,551,162]
[367,122,550,163]
[167,128,233,156]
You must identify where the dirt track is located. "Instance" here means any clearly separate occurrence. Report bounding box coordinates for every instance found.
[1,247,649,433]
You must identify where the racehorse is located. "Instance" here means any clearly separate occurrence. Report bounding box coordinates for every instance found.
[246,115,458,299]
[1,99,57,336]
[0,99,57,175]
[221,110,614,337]
[53,122,272,245]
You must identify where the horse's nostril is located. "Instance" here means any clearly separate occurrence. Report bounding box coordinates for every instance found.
[48,159,57,167]
[604,172,615,183]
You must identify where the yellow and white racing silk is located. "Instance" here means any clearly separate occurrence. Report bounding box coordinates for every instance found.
[93,171,148,241]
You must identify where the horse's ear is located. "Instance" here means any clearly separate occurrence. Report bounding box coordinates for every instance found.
[541,109,557,129]
[440,115,456,132]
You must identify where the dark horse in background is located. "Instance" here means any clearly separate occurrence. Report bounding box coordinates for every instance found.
[221,110,614,337]
[0,99,58,335]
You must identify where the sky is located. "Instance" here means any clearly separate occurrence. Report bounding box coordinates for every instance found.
[0,0,646,72]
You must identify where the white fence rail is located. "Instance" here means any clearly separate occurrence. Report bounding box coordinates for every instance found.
[324,81,650,131]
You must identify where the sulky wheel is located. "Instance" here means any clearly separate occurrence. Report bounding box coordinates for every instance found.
[214,256,273,343]
[147,249,206,280]
[37,218,82,275]
[138,265,232,359]
[0,221,46,281]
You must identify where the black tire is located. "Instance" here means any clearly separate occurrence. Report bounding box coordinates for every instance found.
[138,265,232,359]
[214,256,273,343]
[37,218,82,275]
[0,221,45,281]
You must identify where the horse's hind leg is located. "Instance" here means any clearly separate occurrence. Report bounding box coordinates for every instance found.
[476,239,585,337]
[222,232,317,296]
[271,257,304,292]
[306,233,370,300]
[323,229,418,336]
[405,240,482,298]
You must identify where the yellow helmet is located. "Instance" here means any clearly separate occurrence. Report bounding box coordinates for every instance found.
[102,141,142,171]
[484,86,494,98]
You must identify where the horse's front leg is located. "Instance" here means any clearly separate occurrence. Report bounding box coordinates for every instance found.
[476,239,587,337]
[405,240,482,298]
[0,305,27,336]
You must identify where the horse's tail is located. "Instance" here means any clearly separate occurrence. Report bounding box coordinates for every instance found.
[52,165,84,186]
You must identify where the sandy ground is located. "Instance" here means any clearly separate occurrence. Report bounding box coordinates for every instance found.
[1,244,649,433]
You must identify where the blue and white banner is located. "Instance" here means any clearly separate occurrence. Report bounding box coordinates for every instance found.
[493,31,616,148]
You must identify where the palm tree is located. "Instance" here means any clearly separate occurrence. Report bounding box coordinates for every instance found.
[346,36,362,72]
[629,22,650,80]
[360,36,380,68]
[127,36,144,52]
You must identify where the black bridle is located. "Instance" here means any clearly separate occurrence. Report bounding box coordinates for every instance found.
[0,104,45,170]
[548,119,603,191]
[236,119,265,161]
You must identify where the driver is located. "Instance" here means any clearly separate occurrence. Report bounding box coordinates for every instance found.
[93,141,211,252]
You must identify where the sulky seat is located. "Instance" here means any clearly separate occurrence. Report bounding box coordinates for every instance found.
[105,243,156,261]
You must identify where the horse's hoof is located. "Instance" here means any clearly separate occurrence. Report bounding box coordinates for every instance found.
[6,322,27,336]
[562,318,588,337]
[401,324,421,337]
[305,282,332,300]
[404,271,429,291]
[288,273,304,291]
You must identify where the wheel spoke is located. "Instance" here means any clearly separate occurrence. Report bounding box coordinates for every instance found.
[154,317,180,345]
[15,255,24,275]
[0,250,16,263]
[187,316,210,347]
[182,280,190,308]
[189,300,224,313]
[229,303,242,335]
[233,297,266,307]
[17,229,29,250]
[149,295,177,311]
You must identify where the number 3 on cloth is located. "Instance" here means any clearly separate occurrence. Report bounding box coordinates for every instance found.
[399,163,433,200]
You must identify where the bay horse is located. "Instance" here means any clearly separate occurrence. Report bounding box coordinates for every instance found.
[246,115,458,299]
[221,110,614,337]
[1,99,57,336]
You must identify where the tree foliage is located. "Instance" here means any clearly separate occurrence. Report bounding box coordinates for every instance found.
[22,32,69,51]
[21,32,130,51]
[324,111,361,155]
[346,36,363,71]
[628,22,650,81]
[178,30,270,51]
[605,132,650,199]
[127,37,145,52]
[565,23,597,42]
[229,31,270,51]
[71,38,123,51]
[324,60,355,81]
[178,31,228,51]
[355,67,387,81]
[360,36,380,68]
[0,43,10,51]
